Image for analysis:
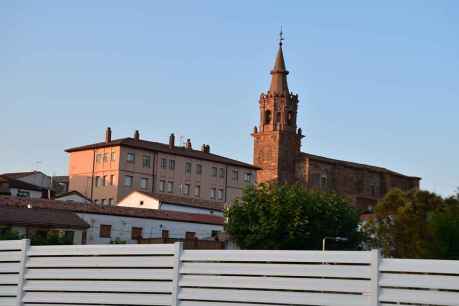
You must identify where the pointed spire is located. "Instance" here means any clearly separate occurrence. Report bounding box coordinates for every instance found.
[269,29,289,95]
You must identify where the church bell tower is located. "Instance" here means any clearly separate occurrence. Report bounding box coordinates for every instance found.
[252,33,304,184]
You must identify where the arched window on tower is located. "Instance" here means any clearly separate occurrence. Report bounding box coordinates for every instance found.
[264,110,272,125]
[287,111,293,126]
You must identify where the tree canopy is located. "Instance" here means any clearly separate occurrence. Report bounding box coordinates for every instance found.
[225,184,361,250]
[364,188,459,259]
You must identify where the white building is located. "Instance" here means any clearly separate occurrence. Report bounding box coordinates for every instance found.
[0,196,224,245]
[55,191,92,204]
[0,175,46,198]
[118,191,225,217]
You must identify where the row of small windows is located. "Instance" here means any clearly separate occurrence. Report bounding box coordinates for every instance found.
[99,225,220,241]
[96,152,116,163]
[94,198,114,206]
[158,180,224,200]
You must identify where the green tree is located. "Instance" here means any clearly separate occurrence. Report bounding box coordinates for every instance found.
[363,188,459,258]
[225,184,361,250]
[0,228,23,240]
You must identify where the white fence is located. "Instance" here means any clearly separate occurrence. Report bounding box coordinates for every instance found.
[1,240,458,306]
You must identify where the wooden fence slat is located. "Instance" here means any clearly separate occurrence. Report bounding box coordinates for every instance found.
[380,288,459,306]
[0,285,17,296]
[380,273,459,290]
[0,252,22,262]
[25,268,173,280]
[178,288,368,306]
[28,244,175,256]
[380,258,459,274]
[182,250,371,263]
[0,263,20,273]
[27,256,174,268]
[22,292,172,305]
[0,275,20,285]
[0,297,16,305]
[180,302,287,306]
[180,275,370,293]
[0,241,23,251]
[23,280,172,293]
[181,262,371,278]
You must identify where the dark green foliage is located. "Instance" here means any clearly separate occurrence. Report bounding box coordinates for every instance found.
[30,231,74,246]
[0,228,23,240]
[225,184,361,250]
[364,188,459,259]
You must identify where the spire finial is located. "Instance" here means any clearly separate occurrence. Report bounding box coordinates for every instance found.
[279,26,284,46]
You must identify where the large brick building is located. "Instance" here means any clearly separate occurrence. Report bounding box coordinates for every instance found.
[252,38,420,210]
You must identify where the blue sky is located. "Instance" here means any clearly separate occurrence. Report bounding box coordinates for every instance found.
[1,1,458,196]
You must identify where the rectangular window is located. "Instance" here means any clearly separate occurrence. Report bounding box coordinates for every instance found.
[108,198,113,206]
[232,169,239,181]
[95,176,101,187]
[109,175,114,185]
[161,158,167,169]
[244,172,252,183]
[169,159,175,170]
[99,224,111,238]
[103,175,107,186]
[142,155,151,168]
[131,227,143,240]
[17,190,30,198]
[183,184,190,195]
[124,175,133,187]
[103,153,108,162]
[219,168,225,178]
[127,152,135,163]
[101,198,106,206]
[111,151,116,161]
[94,199,98,205]
[194,185,201,197]
[196,164,202,175]
[159,180,165,192]
[167,181,174,193]
[217,189,224,200]
[96,154,102,163]
[140,178,148,189]
[211,167,217,177]
[185,162,192,175]
[370,184,376,196]
[320,175,328,189]
[210,188,216,199]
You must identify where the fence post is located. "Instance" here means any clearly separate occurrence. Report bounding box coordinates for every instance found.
[370,249,380,306]
[171,242,183,306]
[16,239,30,306]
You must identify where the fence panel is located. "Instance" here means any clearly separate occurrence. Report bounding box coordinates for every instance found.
[177,249,373,306]
[22,243,176,306]
[0,240,28,306]
[379,258,459,306]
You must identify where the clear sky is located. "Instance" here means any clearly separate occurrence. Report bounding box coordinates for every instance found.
[1,1,458,196]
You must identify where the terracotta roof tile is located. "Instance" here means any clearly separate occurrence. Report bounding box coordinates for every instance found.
[0,206,89,229]
[65,137,259,170]
[0,196,224,226]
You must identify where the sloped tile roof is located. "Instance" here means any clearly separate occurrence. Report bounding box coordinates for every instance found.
[0,196,224,226]
[65,137,259,170]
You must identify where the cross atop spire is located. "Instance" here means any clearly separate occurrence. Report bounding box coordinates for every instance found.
[279,26,284,46]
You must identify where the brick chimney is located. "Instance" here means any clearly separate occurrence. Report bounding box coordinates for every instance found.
[186,139,192,150]
[201,144,206,152]
[205,145,210,153]
[134,130,140,141]
[169,133,175,148]
[105,127,112,143]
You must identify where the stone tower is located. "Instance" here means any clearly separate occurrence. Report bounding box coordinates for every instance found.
[252,37,303,184]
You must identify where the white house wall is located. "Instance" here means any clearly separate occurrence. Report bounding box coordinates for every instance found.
[76,212,223,244]
[55,193,91,204]
[117,192,160,209]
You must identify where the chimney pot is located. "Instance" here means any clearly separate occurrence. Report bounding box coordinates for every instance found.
[169,133,175,148]
[186,139,192,150]
[201,144,206,152]
[205,145,210,153]
[105,127,112,143]
[134,130,140,141]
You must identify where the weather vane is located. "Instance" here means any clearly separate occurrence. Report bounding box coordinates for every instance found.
[279,26,284,46]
